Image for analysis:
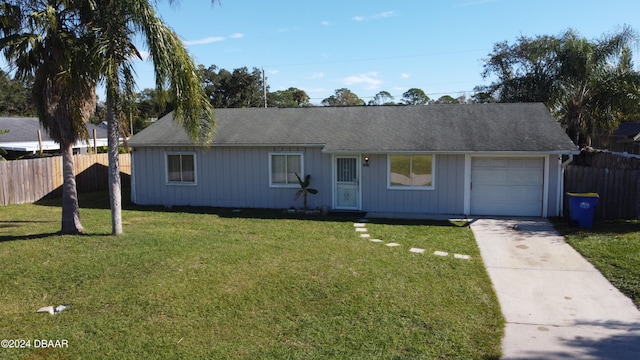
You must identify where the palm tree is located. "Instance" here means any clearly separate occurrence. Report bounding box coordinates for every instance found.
[479,28,640,146]
[551,29,640,146]
[87,0,215,234]
[0,0,97,234]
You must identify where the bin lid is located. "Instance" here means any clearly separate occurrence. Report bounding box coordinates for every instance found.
[566,192,599,198]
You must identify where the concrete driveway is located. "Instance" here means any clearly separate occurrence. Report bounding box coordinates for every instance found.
[470,218,640,360]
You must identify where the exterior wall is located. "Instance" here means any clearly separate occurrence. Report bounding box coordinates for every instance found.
[132,146,561,217]
[360,153,465,215]
[132,146,334,210]
[132,147,467,214]
[548,155,562,217]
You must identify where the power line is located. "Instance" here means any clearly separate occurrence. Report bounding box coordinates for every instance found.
[264,49,489,68]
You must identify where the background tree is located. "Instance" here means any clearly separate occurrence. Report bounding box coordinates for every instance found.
[0,70,35,116]
[321,88,365,106]
[287,87,311,107]
[1,0,97,234]
[476,34,560,104]
[130,88,173,132]
[368,90,395,105]
[477,27,640,145]
[401,88,430,105]
[198,65,265,108]
[430,95,464,104]
[268,87,310,108]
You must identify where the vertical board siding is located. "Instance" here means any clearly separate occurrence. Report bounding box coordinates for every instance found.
[132,146,334,210]
[0,153,131,206]
[357,154,465,215]
[132,149,467,214]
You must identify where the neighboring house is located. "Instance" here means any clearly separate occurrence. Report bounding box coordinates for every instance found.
[128,103,579,217]
[609,122,640,155]
[0,117,109,159]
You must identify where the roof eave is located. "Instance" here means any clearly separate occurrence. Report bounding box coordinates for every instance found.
[130,142,326,148]
[322,149,580,155]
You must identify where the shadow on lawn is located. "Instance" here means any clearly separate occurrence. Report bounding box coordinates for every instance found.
[0,230,112,243]
[0,232,62,242]
[33,191,467,227]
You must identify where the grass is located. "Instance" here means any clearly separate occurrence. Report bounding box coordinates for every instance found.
[0,192,503,359]
[553,218,640,308]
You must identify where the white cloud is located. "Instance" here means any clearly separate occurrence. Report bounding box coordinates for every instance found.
[184,36,225,46]
[352,11,398,22]
[269,69,280,75]
[229,33,245,39]
[320,20,330,26]
[400,73,410,79]
[307,72,325,79]
[342,72,383,86]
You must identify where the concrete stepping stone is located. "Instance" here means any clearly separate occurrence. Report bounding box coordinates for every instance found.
[353,223,366,227]
[370,239,384,243]
[410,248,425,254]
[355,228,368,232]
[360,234,370,238]
[434,251,449,257]
[454,254,470,260]
[386,242,401,247]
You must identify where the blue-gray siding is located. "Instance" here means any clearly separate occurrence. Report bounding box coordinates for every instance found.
[361,154,465,214]
[132,147,467,214]
[131,147,562,216]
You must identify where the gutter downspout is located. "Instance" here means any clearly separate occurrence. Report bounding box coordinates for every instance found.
[558,153,574,216]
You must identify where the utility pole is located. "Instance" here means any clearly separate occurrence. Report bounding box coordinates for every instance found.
[262,68,267,108]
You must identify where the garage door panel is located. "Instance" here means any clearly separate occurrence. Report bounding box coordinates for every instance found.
[475,158,509,167]
[507,169,543,185]
[473,170,508,185]
[471,157,544,217]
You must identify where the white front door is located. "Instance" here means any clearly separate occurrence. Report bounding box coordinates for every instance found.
[334,156,360,210]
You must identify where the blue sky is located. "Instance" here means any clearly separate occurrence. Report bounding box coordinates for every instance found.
[96,1,640,104]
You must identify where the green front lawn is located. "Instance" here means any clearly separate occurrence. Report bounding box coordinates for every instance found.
[553,219,640,309]
[0,193,503,359]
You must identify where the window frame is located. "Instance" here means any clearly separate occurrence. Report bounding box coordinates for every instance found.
[269,152,304,188]
[165,151,197,186]
[387,154,435,190]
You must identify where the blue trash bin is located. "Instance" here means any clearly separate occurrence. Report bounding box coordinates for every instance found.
[566,192,599,228]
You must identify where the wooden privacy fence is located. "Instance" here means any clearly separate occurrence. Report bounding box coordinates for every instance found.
[564,152,640,220]
[0,153,131,206]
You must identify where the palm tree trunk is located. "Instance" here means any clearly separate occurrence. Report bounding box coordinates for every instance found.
[107,101,123,235]
[60,143,83,234]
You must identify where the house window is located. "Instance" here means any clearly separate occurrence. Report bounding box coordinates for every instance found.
[388,154,434,189]
[270,152,303,187]
[166,152,196,185]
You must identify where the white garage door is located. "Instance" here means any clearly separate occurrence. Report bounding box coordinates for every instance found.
[471,157,544,216]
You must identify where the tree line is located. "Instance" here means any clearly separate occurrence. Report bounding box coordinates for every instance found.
[3,25,639,146]
[7,23,639,148]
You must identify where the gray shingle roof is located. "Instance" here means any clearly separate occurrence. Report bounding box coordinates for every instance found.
[612,122,640,139]
[128,103,578,153]
[0,117,108,143]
